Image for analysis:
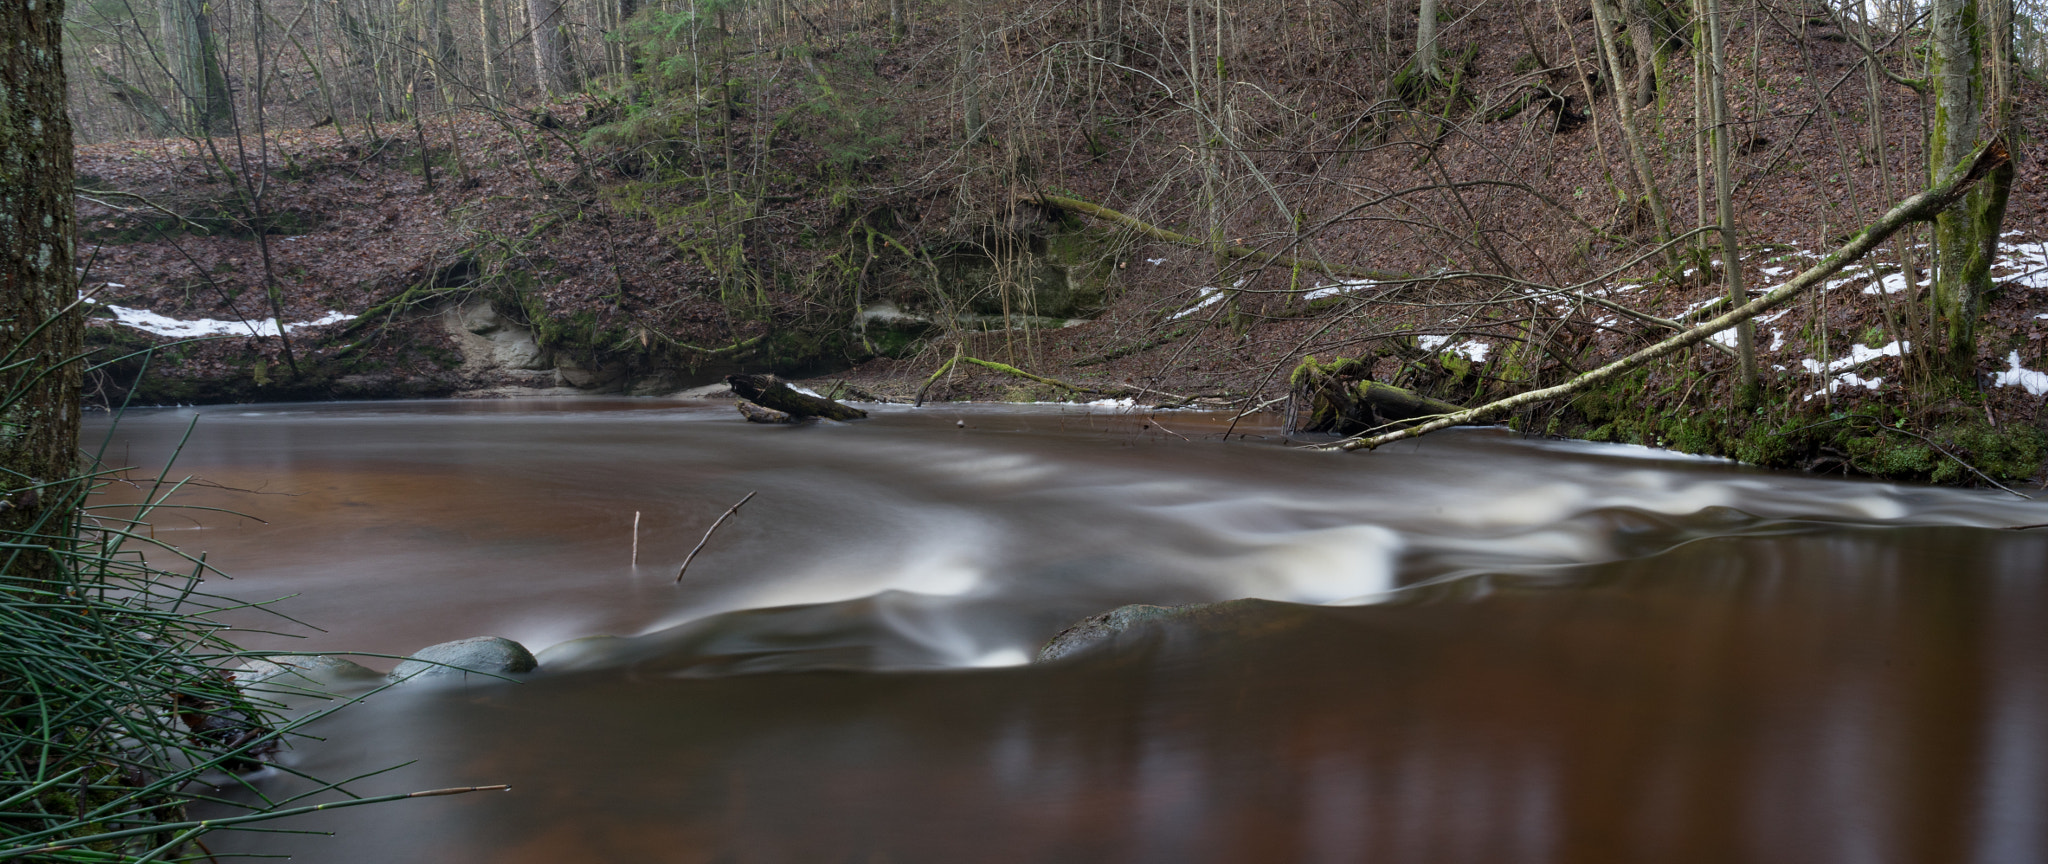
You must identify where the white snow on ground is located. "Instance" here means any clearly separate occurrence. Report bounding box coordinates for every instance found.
[1418,335,1491,362]
[1146,258,1166,265]
[1801,340,1909,376]
[1996,240,2048,290]
[1861,271,1924,295]
[1168,279,1244,320]
[1992,351,2048,396]
[1805,373,1884,401]
[1793,340,1910,402]
[89,300,354,339]
[1304,278,1377,301]
[1758,266,1789,278]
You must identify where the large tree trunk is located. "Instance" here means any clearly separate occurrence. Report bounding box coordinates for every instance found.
[2,0,84,585]
[727,375,869,421]
[528,0,579,94]
[1928,0,2014,373]
[160,0,232,133]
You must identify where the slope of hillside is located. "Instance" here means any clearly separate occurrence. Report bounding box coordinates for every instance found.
[73,0,2048,484]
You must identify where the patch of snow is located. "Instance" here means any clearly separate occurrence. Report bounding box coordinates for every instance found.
[1768,329,1786,352]
[91,302,355,339]
[1708,328,1738,348]
[1803,373,1884,402]
[1996,241,2048,289]
[1168,280,1243,320]
[1992,351,2048,396]
[1146,258,1166,265]
[1801,340,1909,376]
[1304,278,1376,301]
[1676,296,1725,319]
[1758,266,1789,277]
[1861,271,1922,295]
[104,282,125,289]
[1418,335,1490,362]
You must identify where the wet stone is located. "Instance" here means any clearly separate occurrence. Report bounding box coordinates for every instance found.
[387,636,539,684]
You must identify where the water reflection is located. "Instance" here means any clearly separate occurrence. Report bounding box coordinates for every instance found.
[85,400,2048,863]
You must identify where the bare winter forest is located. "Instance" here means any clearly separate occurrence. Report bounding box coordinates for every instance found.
[59,0,2048,483]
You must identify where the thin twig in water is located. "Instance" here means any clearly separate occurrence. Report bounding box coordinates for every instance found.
[676,492,756,583]
[2007,523,2048,531]
[631,511,640,567]
[1144,416,1191,441]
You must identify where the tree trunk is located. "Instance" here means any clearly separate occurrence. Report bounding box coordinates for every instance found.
[160,0,232,133]
[481,0,508,102]
[1928,0,2013,373]
[1706,0,1756,391]
[1416,0,1440,79]
[890,0,910,39]
[727,375,869,421]
[529,0,578,94]
[2,0,84,586]
[1590,0,1676,262]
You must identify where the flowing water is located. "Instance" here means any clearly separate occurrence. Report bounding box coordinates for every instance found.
[88,399,2048,863]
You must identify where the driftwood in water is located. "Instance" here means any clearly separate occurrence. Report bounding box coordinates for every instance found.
[735,400,796,424]
[1289,357,1465,435]
[727,374,868,421]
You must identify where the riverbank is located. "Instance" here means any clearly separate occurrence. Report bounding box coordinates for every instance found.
[71,0,2048,488]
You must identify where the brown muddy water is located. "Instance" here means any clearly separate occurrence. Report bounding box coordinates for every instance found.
[87,399,2048,864]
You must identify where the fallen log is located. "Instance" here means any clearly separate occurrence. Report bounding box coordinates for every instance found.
[1321,139,2011,452]
[726,374,868,421]
[1289,357,1465,435]
[735,400,796,424]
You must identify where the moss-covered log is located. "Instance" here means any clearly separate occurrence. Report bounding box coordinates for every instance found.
[1289,356,1465,435]
[727,374,868,421]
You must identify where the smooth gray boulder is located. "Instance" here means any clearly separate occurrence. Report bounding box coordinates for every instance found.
[236,654,381,689]
[387,636,538,684]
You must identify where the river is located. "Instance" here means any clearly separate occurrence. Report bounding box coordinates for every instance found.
[88,398,2048,863]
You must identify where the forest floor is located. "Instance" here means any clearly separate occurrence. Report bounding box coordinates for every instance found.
[70,3,2048,486]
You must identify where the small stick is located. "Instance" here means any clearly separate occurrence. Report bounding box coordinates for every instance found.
[676,492,756,583]
[631,511,640,566]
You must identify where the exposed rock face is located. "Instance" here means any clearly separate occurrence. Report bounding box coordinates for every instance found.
[387,636,539,683]
[443,298,557,389]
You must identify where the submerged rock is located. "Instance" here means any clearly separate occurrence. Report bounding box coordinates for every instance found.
[236,654,382,688]
[1036,600,1276,662]
[387,636,538,683]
